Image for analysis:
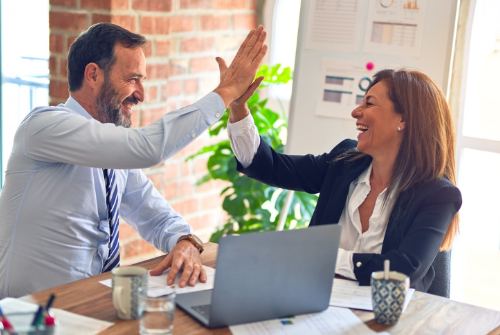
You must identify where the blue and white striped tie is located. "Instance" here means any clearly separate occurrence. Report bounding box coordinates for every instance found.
[102,168,120,272]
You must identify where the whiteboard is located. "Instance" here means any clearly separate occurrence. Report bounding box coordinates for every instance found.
[286,0,459,155]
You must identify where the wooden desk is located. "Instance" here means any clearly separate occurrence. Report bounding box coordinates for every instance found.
[20,243,500,335]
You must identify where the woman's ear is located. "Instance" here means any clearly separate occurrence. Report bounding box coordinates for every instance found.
[83,63,103,89]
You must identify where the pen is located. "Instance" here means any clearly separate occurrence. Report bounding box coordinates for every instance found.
[31,305,44,326]
[45,294,56,313]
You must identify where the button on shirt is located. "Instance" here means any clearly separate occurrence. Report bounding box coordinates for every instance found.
[227,113,395,280]
[0,93,225,298]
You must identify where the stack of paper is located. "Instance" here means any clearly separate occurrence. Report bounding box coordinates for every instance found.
[99,265,216,297]
[330,278,415,312]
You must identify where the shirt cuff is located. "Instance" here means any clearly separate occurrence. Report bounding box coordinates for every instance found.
[166,233,188,253]
[227,113,255,136]
[335,248,356,280]
[193,92,226,125]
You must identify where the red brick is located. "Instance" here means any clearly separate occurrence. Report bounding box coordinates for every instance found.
[170,16,195,33]
[179,179,195,197]
[113,15,138,33]
[147,63,170,80]
[92,13,111,25]
[193,156,208,174]
[50,0,77,7]
[141,16,169,35]
[49,98,66,106]
[60,58,68,77]
[201,194,223,210]
[67,35,78,51]
[249,0,257,10]
[179,0,212,9]
[119,222,138,241]
[198,179,230,193]
[216,34,246,52]
[49,80,69,99]
[50,11,88,32]
[91,14,137,32]
[111,0,130,10]
[181,37,214,53]
[163,182,179,199]
[234,14,257,30]
[146,171,164,189]
[215,0,246,9]
[181,161,191,177]
[199,15,230,31]
[121,239,158,259]
[49,34,63,53]
[169,59,188,76]
[190,57,219,74]
[140,106,166,126]
[147,85,158,102]
[143,40,153,57]
[166,101,179,113]
[183,78,198,95]
[49,56,58,76]
[164,162,179,179]
[167,80,182,96]
[155,39,170,56]
[187,215,212,231]
[172,198,198,216]
[130,108,141,127]
[133,0,172,12]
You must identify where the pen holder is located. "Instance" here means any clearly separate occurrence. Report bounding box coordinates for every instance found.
[0,311,57,335]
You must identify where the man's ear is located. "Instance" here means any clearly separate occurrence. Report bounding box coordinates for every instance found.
[84,63,103,89]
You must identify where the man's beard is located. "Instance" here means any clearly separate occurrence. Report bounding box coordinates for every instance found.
[95,77,138,128]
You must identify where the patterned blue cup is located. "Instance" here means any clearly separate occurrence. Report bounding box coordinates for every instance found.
[111,266,149,320]
[371,271,410,325]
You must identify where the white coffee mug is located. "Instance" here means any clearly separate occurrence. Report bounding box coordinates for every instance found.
[111,266,148,320]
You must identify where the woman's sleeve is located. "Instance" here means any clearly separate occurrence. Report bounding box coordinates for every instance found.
[352,183,462,287]
[236,138,356,194]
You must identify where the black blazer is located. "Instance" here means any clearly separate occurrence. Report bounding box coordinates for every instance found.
[237,138,462,292]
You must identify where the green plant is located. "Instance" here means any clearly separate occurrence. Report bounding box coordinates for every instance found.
[187,64,318,242]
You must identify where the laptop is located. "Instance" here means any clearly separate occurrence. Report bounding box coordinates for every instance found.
[176,224,342,328]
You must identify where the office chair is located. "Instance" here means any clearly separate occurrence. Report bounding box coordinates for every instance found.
[426,250,451,298]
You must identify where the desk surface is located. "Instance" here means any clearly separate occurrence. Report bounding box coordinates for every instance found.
[20,243,500,335]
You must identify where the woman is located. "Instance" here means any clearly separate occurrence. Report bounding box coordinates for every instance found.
[226,68,461,292]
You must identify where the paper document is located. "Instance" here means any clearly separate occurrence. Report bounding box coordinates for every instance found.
[99,265,215,297]
[305,0,364,52]
[0,298,113,335]
[330,278,414,312]
[229,306,390,335]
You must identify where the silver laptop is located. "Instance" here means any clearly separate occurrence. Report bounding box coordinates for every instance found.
[176,224,342,328]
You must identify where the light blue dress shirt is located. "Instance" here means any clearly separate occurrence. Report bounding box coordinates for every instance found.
[0,92,225,298]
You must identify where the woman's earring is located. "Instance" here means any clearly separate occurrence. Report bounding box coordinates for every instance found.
[398,126,401,131]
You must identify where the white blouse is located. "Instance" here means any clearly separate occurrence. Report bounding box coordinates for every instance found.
[227,113,395,279]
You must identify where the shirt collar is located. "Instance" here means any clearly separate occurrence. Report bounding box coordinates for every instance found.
[64,96,94,120]
[354,162,372,186]
[353,162,397,200]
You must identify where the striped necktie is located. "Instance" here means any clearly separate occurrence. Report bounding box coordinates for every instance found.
[102,168,120,272]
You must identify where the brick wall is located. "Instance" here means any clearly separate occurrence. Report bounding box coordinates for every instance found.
[49,0,258,265]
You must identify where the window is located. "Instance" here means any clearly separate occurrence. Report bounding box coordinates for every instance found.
[450,0,500,311]
[263,0,301,116]
[0,0,49,188]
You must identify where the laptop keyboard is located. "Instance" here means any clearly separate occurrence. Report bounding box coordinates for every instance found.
[192,304,211,319]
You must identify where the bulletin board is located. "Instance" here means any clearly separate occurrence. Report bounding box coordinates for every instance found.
[286,0,459,155]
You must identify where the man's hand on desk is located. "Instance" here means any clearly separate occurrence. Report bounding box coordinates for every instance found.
[149,241,207,287]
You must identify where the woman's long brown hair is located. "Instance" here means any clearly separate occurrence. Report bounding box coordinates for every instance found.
[349,69,459,250]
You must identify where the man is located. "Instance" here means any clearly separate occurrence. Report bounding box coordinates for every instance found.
[0,23,267,298]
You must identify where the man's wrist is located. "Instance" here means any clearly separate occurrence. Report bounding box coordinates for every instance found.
[177,234,204,254]
[213,87,236,108]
